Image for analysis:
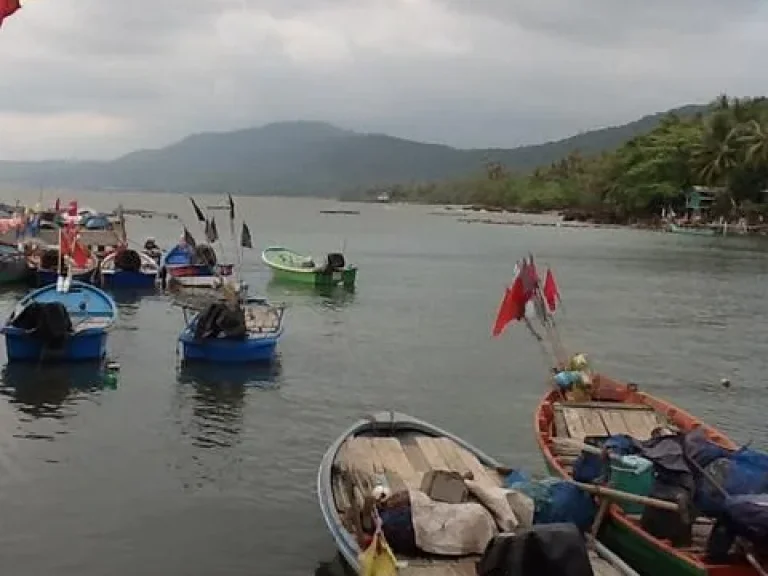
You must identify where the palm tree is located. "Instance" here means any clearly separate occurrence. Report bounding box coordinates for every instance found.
[739,118,768,169]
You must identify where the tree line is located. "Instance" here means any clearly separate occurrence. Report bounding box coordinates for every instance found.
[370,95,768,223]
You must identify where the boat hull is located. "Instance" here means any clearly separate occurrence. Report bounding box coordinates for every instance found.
[534,377,756,576]
[4,330,107,362]
[179,334,279,363]
[36,268,94,287]
[101,270,157,289]
[269,265,357,288]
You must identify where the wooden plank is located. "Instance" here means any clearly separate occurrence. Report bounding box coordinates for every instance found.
[414,436,451,471]
[554,409,570,437]
[573,407,609,437]
[555,401,653,411]
[341,438,377,477]
[434,438,472,476]
[561,407,588,440]
[621,411,655,440]
[600,410,632,436]
[401,437,430,474]
[369,437,420,490]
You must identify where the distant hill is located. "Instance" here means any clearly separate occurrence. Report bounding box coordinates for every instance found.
[0,106,707,196]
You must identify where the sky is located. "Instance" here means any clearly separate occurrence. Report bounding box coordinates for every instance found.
[0,0,767,160]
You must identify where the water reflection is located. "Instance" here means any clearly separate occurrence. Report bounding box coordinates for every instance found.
[265,278,356,309]
[177,358,283,389]
[0,362,107,421]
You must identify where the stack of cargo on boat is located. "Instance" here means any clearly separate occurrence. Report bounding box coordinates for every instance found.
[491,254,768,576]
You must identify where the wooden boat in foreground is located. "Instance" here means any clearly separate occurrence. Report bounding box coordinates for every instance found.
[318,411,638,576]
[262,246,357,289]
[2,281,117,362]
[535,375,761,576]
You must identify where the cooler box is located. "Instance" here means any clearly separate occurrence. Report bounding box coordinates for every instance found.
[609,455,654,515]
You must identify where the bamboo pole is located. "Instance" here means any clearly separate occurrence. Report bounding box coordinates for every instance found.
[567,480,680,512]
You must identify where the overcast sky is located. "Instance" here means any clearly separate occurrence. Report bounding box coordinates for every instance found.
[0,0,766,160]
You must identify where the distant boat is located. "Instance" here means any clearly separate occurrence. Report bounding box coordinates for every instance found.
[178,297,285,363]
[666,223,720,237]
[161,242,235,289]
[262,246,357,289]
[376,192,390,203]
[0,243,30,286]
[100,248,159,289]
[2,281,117,362]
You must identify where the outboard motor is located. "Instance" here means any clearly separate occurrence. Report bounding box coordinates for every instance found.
[324,252,345,272]
[194,244,217,267]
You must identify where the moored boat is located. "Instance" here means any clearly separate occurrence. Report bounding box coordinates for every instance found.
[100,248,159,289]
[262,246,357,289]
[1,280,117,362]
[319,411,639,576]
[0,243,30,285]
[535,374,765,576]
[178,296,284,363]
[161,242,234,289]
[26,246,98,287]
[667,223,721,236]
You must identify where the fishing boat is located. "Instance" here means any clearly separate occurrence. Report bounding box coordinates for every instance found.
[161,242,235,288]
[26,246,98,287]
[1,281,117,362]
[99,248,159,289]
[535,375,765,576]
[0,243,30,285]
[319,410,639,576]
[262,246,357,289]
[178,296,285,363]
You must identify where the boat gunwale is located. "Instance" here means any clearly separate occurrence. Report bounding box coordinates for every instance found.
[534,378,742,574]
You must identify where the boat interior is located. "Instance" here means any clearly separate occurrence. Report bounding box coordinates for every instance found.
[244,305,283,334]
[332,425,623,576]
[545,397,723,566]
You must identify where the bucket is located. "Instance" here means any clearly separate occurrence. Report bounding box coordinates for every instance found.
[609,455,654,515]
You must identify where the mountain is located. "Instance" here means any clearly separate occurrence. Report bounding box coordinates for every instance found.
[0,106,707,196]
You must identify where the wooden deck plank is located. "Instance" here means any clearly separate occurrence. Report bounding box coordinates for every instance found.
[401,437,431,475]
[452,444,502,488]
[340,437,376,477]
[600,410,632,436]
[434,438,472,476]
[574,407,609,437]
[414,436,452,472]
[621,411,656,440]
[370,437,421,490]
[553,409,570,438]
[561,407,588,440]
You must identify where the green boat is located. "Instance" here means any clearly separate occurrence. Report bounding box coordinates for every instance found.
[667,223,720,236]
[261,246,357,289]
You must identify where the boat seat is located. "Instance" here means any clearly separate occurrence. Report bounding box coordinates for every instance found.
[552,403,666,441]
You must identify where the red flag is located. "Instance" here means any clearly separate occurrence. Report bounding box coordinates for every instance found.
[492,275,527,337]
[543,268,560,312]
[67,200,78,217]
[72,241,91,268]
[0,0,20,28]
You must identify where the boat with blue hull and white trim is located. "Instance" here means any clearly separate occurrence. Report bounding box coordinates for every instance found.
[178,297,285,363]
[2,280,117,362]
[100,248,159,290]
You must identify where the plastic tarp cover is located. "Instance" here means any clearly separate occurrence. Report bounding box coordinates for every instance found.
[476,523,594,576]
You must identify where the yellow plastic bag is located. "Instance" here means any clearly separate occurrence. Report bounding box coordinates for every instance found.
[359,529,398,576]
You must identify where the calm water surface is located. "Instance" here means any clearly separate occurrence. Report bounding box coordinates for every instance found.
[0,193,766,575]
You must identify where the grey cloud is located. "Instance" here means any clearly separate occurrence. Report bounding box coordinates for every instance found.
[0,0,767,160]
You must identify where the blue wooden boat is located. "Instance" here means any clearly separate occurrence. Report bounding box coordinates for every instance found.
[99,248,159,289]
[318,411,639,576]
[2,281,117,362]
[178,298,285,363]
[161,242,234,289]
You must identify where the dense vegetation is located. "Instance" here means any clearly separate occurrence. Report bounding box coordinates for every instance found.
[378,96,768,223]
[0,109,703,197]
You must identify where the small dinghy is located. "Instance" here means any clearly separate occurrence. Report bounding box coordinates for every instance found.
[100,248,159,289]
[162,242,234,289]
[262,246,357,289]
[1,280,117,362]
[318,411,638,576]
[178,296,285,363]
